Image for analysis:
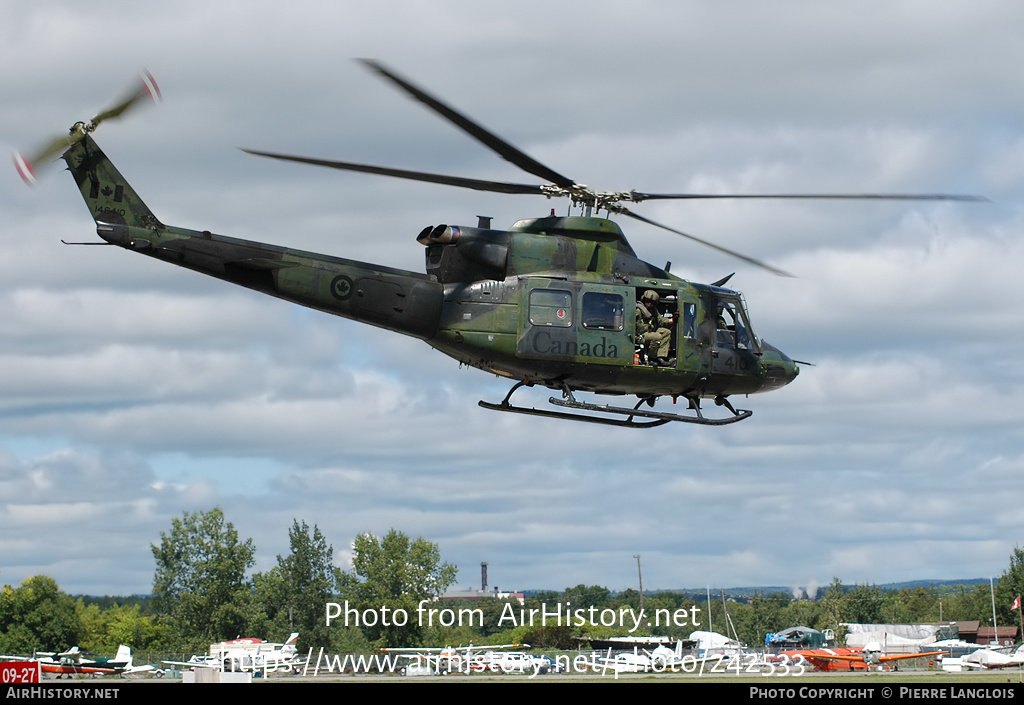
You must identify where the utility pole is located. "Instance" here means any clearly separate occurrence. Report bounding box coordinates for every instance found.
[634,554,644,613]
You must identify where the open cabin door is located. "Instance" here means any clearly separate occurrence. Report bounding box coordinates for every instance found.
[675,293,703,375]
[631,284,704,375]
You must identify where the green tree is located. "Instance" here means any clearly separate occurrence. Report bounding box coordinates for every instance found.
[464,597,520,637]
[251,520,344,651]
[941,584,991,623]
[75,600,105,652]
[880,590,910,624]
[741,592,788,646]
[817,577,846,641]
[0,576,82,653]
[343,529,457,647]
[904,586,938,622]
[844,583,883,624]
[561,584,612,609]
[151,507,255,648]
[996,547,1024,633]
[780,597,822,633]
[103,604,162,651]
[76,601,163,653]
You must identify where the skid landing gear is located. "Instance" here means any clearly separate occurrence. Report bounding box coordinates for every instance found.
[479,381,752,428]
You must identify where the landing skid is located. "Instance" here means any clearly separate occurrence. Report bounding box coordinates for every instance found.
[479,382,752,428]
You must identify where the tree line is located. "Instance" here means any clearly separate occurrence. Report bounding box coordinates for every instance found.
[2,508,1024,655]
[0,508,457,655]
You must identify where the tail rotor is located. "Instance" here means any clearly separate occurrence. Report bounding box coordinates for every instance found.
[14,71,160,185]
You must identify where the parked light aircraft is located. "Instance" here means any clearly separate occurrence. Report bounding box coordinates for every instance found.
[380,643,536,675]
[944,645,1024,671]
[597,643,681,674]
[163,632,303,674]
[690,630,747,658]
[0,645,153,678]
[597,636,758,674]
[781,642,946,672]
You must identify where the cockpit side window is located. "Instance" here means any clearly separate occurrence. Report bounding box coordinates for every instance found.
[715,298,757,351]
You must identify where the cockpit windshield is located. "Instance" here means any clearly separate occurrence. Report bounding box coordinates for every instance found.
[714,296,759,353]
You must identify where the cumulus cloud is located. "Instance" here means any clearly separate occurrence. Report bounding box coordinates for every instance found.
[1,0,1022,595]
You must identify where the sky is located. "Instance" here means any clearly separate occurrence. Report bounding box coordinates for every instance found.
[1,0,1022,600]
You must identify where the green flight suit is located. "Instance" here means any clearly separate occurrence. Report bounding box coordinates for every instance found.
[635,300,673,361]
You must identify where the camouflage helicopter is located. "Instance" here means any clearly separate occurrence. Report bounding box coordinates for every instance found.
[15,63,983,428]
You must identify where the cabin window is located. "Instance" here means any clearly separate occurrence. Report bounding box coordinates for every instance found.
[681,301,697,338]
[529,289,573,327]
[582,292,624,331]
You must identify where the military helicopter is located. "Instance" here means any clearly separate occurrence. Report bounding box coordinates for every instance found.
[15,63,983,428]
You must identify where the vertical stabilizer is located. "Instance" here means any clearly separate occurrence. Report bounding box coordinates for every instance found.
[62,134,161,230]
[114,645,132,666]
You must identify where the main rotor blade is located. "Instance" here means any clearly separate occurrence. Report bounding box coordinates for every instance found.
[629,190,988,202]
[615,206,795,278]
[359,59,577,190]
[243,149,547,195]
[91,71,161,127]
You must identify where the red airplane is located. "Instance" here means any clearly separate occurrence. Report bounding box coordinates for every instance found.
[781,642,946,672]
[1,645,153,678]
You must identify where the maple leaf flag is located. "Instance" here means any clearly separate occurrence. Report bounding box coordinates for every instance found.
[1012,596,1021,611]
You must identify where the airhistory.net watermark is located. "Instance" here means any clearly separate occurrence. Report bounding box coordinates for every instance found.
[325,600,702,633]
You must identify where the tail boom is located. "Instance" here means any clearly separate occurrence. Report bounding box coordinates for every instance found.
[65,135,443,340]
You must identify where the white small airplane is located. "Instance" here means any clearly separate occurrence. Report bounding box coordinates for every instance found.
[113,646,157,677]
[945,644,1024,671]
[478,650,553,675]
[596,637,740,674]
[164,633,304,674]
[160,654,222,671]
[689,630,747,658]
[380,643,533,675]
[597,648,657,674]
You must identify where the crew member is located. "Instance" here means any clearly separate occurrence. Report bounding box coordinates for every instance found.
[635,290,674,366]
